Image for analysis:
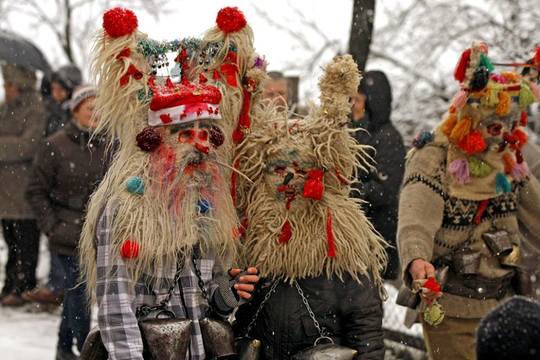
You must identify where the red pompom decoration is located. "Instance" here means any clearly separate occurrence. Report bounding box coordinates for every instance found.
[303,169,325,200]
[520,111,528,127]
[512,128,528,149]
[136,127,162,152]
[120,239,140,259]
[534,46,540,68]
[458,130,487,155]
[216,7,247,33]
[103,7,138,38]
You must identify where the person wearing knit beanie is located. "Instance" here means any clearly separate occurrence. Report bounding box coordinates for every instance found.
[476,296,540,360]
[69,85,96,113]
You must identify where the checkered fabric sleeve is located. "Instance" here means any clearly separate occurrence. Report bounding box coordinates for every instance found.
[95,204,145,360]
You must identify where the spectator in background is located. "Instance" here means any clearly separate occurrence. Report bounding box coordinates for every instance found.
[0,64,45,306]
[351,70,405,280]
[43,65,82,136]
[24,65,83,308]
[476,296,540,360]
[264,71,289,109]
[26,85,105,360]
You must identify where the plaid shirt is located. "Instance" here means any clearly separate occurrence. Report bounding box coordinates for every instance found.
[95,204,238,360]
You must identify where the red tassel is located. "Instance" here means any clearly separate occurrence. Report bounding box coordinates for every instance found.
[220,63,238,87]
[454,48,471,82]
[326,209,336,258]
[279,220,292,244]
[520,111,528,127]
[119,64,142,87]
[303,169,324,200]
[516,149,524,164]
[116,47,131,60]
[474,199,490,225]
[233,88,252,145]
[534,47,540,68]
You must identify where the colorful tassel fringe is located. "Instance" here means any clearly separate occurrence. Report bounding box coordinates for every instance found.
[469,157,492,178]
[449,117,472,143]
[448,159,470,185]
[495,173,512,193]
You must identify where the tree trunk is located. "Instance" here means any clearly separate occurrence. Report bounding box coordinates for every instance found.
[348,0,375,72]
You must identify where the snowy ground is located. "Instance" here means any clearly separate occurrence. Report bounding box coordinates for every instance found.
[0,236,422,360]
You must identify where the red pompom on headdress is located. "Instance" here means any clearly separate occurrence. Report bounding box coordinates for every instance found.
[103,7,138,38]
[454,48,471,83]
[534,46,540,68]
[216,7,247,33]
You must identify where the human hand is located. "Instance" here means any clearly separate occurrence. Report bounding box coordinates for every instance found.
[229,267,259,300]
[409,259,442,303]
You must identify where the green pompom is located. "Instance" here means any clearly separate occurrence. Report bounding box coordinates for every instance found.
[519,83,536,109]
[469,157,492,178]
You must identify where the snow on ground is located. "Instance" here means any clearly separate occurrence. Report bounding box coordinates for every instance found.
[0,236,421,359]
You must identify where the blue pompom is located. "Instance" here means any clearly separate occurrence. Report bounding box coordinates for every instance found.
[495,173,512,194]
[412,131,434,149]
[126,176,145,195]
[197,199,212,215]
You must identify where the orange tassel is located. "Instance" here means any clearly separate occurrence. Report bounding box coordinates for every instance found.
[449,116,472,143]
[503,153,516,174]
[442,113,458,136]
[496,91,511,116]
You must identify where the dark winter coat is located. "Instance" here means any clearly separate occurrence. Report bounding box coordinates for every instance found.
[44,98,70,136]
[0,91,46,219]
[351,71,406,280]
[26,121,106,256]
[234,274,384,360]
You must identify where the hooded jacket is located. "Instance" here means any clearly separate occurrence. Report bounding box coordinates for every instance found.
[26,121,106,256]
[351,71,406,279]
[45,65,83,136]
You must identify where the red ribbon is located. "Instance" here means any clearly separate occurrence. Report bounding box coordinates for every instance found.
[233,88,252,144]
[474,199,490,225]
[279,220,292,244]
[119,64,143,87]
[326,209,336,258]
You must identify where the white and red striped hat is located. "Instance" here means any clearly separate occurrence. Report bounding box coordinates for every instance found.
[147,78,222,126]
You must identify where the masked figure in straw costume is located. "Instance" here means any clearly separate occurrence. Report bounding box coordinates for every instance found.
[233,55,388,359]
[79,7,259,360]
[397,42,540,360]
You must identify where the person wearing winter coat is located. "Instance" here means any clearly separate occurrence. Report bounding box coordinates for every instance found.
[397,43,540,360]
[0,64,45,306]
[24,65,83,308]
[43,65,83,136]
[351,70,405,280]
[234,56,387,359]
[26,85,105,360]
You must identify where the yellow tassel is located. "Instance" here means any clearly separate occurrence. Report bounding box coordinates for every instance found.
[442,113,458,136]
[496,91,511,116]
[449,116,472,143]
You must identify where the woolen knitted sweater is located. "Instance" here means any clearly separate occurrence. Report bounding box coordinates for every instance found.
[398,143,540,318]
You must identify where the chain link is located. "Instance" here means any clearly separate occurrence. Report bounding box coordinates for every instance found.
[293,281,327,338]
[244,280,279,337]
[191,249,210,301]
